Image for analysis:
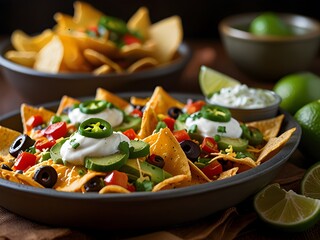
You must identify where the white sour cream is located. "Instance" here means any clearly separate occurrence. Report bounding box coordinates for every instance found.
[68,107,123,127]
[60,132,131,166]
[207,84,276,109]
[185,115,242,138]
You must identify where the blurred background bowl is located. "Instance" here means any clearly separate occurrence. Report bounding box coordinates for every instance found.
[219,12,320,81]
[0,38,191,104]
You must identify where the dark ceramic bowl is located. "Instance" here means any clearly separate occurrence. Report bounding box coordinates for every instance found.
[0,38,191,104]
[0,93,301,231]
[219,12,320,81]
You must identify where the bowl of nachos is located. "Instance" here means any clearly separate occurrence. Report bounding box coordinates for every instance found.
[0,86,300,230]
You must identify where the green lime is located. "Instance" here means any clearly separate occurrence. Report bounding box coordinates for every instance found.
[249,12,292,36]
[254,183,320,232]
[199,65,240,97]
[301,161,320,199]
[294,100,320,163]
[273,72,320,115]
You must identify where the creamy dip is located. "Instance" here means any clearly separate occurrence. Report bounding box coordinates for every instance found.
[207,84,276,109]
[185,114,242,138]
[60,131,131,166]
[68,107,123,127]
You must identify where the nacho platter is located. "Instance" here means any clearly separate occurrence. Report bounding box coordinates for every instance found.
[0,90,300,231]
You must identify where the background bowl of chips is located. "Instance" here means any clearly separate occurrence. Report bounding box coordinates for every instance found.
[219,12,320,81]
[0,38,191,104]
[0,2,191,103]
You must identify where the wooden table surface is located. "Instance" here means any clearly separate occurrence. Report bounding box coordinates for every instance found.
[0,39,320,239]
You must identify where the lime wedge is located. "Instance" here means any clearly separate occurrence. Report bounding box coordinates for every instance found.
[199,65,240,97]
[254,183,320,232]
[301,162,320,199]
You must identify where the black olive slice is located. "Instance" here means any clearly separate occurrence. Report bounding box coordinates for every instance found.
[84,176,104,192]
[167,107,183,119]
[180,140,201,162]
[146,154,165,168]
[33,166,58,188]
[9,134,35,158]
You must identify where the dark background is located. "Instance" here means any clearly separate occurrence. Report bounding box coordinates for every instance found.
[0,0,319,40]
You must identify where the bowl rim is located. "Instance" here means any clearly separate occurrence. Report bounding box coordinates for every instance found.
[0,37,192,80]
[219,12,320,42]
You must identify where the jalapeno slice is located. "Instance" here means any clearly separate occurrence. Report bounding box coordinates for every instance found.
[99,15,128,35]
[201,105,231,122]
[78,118,113,139]
[79,100,107,114]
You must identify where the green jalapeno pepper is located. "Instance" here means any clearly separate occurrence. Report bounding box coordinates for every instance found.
[240,124,264,146]
[79,118,113,139]
[79,100,107,114]
[99,15,128,35]
[200,105,231,122]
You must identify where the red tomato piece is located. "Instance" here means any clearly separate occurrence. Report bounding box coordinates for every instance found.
[201,160,223,180]
[173,129,191,142]
[13,152,37,171]
[123,128,138,140]
[104,170,128,189]
[130,108,143,118]
[162,117,175,131]
[35,138,56,151]
[185,100,206,114]
[123,34,141,45]
[126,183,136,192]
[44,122,67,140]
[26,115,43,130]
[201,137,219,154]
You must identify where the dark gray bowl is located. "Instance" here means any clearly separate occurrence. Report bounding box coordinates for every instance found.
[0,38,191,104]
[219,12,320,81]
[0,93,301,231]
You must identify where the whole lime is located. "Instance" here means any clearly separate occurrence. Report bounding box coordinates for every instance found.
[273,72,320,115]
[294,99,320,163]
[249,12,292,36]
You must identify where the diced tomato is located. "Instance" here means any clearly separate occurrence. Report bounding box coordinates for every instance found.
[173,129,191,142]
[26,115,43,130]
[162,117,175,131]
[44,122,67,140]
[35,138,56,151]
[201,137,219,154]
[104,170,128,189]
[201,160,223,180]
[185,100,206,114]
[123,128,138,140]
[130,108,143,118]
[13,152,37,171]
[123,33,141,45]
[126,183,136,192]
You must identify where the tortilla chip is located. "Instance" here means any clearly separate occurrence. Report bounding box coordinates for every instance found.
[99,185,130,194]
[73,1,104,27]
[0,126,21,162]
[217,167,239,180]
[187,160,211,184]
[127,57,159,73]
[56,95,80,116]
[93,64,112,75]
[247,114,285,141]
[127,7,151,40]
[54,12,81,33]
[138,105,158,139]
[95,88,130,110]
[5,50,36,67]
[143,127,191,179]
[256,127,296,164]
[21,104,56,134]
[152,174,189,192]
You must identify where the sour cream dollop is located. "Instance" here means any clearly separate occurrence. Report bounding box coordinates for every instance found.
[60,131,131,165]
[68,107,123,127]
[207,84,276,109]
[185,114,242,138]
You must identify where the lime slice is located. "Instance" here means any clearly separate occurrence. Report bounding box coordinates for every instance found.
[254,183,320,232]
[301,161,320,199]
[199,65,240,97]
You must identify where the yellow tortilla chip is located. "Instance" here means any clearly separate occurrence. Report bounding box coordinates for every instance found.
[4,50,36,67]
[256,128,296,164]
[143,127,191,179]
[217,167,239,180]
[93,64,112,75]
[0,126,21,162]
[149,16,183,63]
[99,185,130,194]
[54,12,81,33]
[11,29,54,52]
[127,57,159,73]
[73,1,104,27]
[247,114,285,141]
[152,174,189,192]
[187,160,211,184]
[138,105,158,139]
[21,104,56,134]
[95,88,130,110]
[127,7,151,40]
[56,95,80,116]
